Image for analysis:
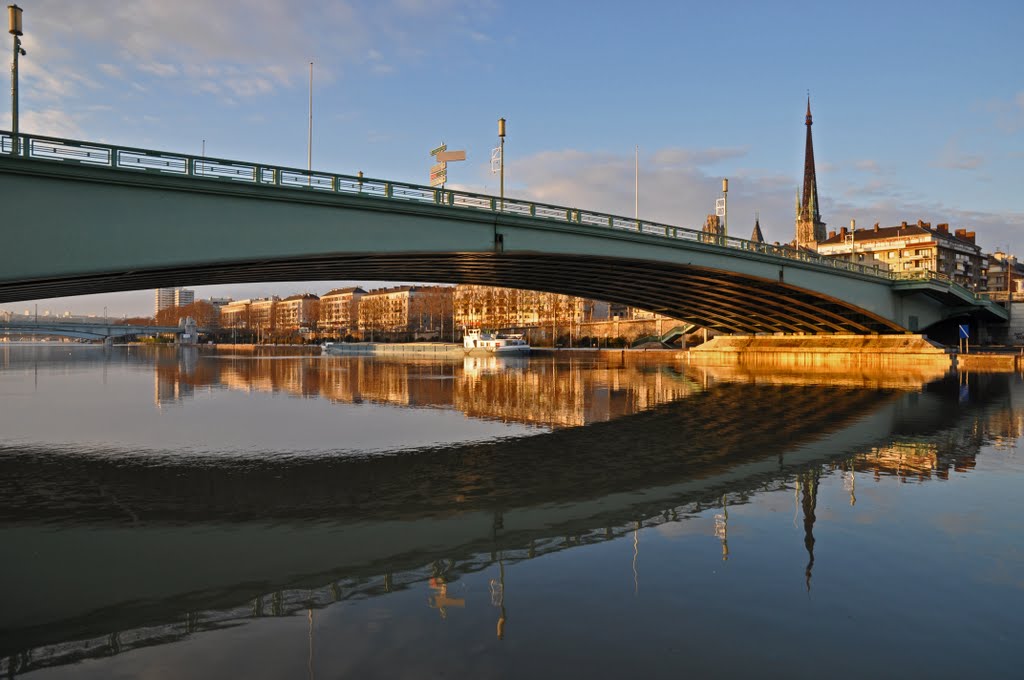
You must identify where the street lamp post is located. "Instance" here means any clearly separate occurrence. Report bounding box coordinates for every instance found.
[498,117,506,211]
[8,4,24,156]
[722,178,728,237]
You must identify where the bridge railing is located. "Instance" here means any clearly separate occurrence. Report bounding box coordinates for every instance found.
[0,130,992,302]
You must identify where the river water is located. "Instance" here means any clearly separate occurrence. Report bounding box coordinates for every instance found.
[0,345,1021,678]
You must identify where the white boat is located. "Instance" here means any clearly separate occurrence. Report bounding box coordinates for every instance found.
[463,329,530,356]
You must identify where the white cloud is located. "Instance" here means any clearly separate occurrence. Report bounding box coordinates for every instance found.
[224,77,274,97]
[98,63,123,79]
[490,147,781,240]
[981,91,1024,133]
[853,159,883,174]
[933,138,985,171]
[462,146,1023,251]
[14,108,85,139]
[136,62,178,78]
[650,146,749,168]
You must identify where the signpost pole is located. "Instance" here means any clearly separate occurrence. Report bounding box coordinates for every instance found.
[498,118,506,212]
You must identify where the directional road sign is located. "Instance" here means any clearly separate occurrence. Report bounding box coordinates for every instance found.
[436,150,466,162]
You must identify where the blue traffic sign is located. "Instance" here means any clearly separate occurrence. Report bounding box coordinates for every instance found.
[958,324,970,339]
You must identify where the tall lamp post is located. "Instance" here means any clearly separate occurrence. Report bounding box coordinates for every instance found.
[722,178,728,237]
[498,117,506,211]
[8,3,24,155]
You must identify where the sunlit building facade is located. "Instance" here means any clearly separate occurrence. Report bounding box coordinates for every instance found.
[816,221,988,290]
[452,285,667,330]
[275,293,319,332]
[319,287,366,335]
[219,299,252,329]
[358,286,453,340]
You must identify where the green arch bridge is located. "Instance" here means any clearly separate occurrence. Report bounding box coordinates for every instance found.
[0,131,1006,334]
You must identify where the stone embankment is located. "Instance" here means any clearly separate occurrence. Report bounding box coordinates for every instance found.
[686,334,1024,372]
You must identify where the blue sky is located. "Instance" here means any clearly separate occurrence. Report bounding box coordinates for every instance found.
[3,0,1022,316]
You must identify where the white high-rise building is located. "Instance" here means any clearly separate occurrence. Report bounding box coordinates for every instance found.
[174,288,194,307]
[154,287,195,315]
[154,288,176,316]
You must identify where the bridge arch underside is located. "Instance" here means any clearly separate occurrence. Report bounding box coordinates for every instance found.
[0,253,905,334]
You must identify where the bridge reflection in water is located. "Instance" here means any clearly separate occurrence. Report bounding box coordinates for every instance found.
[0,351,1019,675]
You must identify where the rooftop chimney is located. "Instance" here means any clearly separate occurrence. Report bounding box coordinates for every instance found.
[874,223,880,232]
[937,223,949,233]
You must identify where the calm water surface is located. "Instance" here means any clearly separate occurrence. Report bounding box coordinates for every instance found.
[0,345,1021,678]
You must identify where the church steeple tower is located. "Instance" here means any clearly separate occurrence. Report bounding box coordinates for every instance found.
[795,96,826,249]
[751,212,765,243]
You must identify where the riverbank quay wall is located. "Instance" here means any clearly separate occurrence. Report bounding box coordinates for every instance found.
[685,334,1024,373]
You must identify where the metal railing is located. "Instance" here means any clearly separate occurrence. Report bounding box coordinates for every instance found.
[0,131,992,302]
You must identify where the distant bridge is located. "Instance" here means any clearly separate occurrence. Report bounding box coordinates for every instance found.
[0,131,1007,334]
[0,319,203,341]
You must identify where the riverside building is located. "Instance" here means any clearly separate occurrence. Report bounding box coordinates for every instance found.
[319,287,366,335]
[357,286,453,340]
[275,293,319,332]
[816,220,988,290]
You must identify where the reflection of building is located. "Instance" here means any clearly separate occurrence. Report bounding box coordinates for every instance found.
[853,439,978,481]
[154,354,695,428]
[320,287,366,335]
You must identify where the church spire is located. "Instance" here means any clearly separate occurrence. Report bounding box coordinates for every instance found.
[794,96,826,248]
[801,96,820,223]
[751,212,765,243]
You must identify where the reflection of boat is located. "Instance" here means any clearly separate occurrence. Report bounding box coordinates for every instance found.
[463,355,529,376]
[463,329,530,356]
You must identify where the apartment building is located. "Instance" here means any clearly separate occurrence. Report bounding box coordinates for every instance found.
[816,220,988,290]
[319,287,366,334]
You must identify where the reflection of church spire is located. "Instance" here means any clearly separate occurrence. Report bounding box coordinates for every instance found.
[428,560,465,618]
[800,469,819,592]
[490,559,507,639]
[632,521,640,595]
[714,494,729,560]
[845,460,857,506]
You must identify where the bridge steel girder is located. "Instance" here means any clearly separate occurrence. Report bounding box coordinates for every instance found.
[0,323,186,340]
[0,328,108,340]
[0,155,998,334]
